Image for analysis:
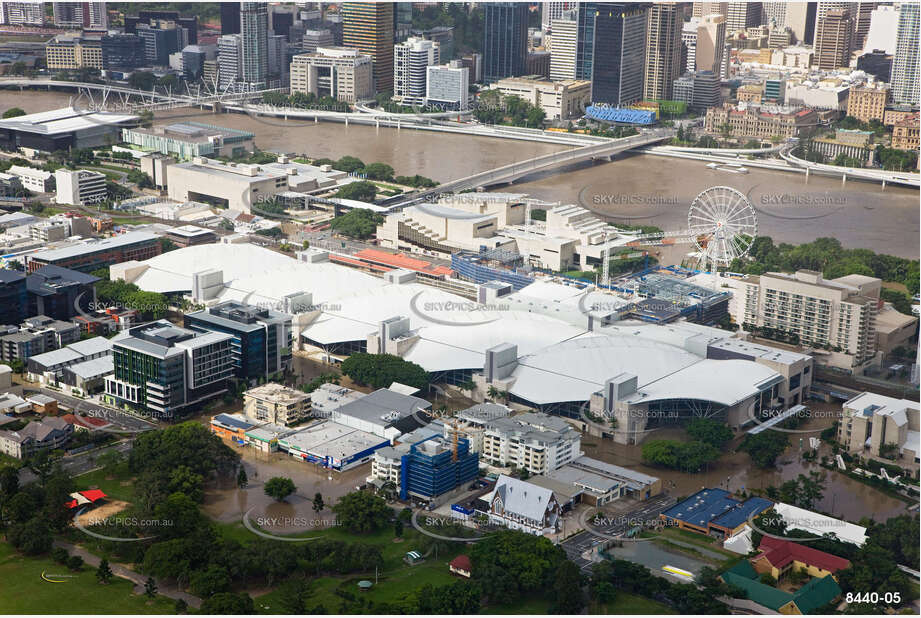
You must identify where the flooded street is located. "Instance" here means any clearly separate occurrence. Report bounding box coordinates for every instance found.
[583,401,911,523]
[0,90,917,256]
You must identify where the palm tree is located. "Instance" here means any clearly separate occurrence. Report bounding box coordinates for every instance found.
[486,386,500,401]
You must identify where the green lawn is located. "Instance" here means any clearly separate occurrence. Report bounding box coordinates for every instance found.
[0,542,175,614]
[74,466,135,503]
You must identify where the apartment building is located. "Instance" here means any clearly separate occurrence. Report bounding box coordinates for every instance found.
[289,47,373,103]
[480,412,582,475]
[838,392,919,473]
[393,36,439,105]
[493,76,591,120]
[104,321,234,417]
[0,417,73,459]
[846,83,889,123]
[738,270,883,371]
[242,383,309,426]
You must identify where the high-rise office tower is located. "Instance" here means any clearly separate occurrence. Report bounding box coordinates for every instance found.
[851,2,878,51]
[762,2,786,27]
[644,2,685,100]
[892,1,919,105]
[541,1,577,30]
[342,2,395,93]
[696,13,726,73]
[590,3,649,106]
[483,2,528,83]
[692,2,727,19]
[549,16,578,80]
[814,8,852,70]
[218,33,242,91]
[725,1,762,32]
[220,2,240,35]
[785,2,816,43]
[393,36,439,104]
[241,2,268,90]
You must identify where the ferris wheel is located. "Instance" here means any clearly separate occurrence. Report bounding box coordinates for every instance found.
[687,186,757,268]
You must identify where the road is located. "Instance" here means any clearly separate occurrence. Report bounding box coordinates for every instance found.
[53,540,202,608]
[26,386,157,434]
[561,493,676,572]
[61,439,133,476]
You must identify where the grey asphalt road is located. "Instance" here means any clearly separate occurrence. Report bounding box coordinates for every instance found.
[561,493,677,572]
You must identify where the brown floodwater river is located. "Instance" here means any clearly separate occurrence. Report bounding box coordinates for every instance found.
[1,89,917,257]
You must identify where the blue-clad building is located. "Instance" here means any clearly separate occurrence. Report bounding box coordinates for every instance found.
[660,488,773,539]
[400,434,479,501]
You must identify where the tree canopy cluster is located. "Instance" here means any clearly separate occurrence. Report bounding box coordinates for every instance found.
[340,352,429,390]
[334,182,378,204]
[331,491,392,533]
[641,439,721,472]
[329,207,384,238]
[92,268,170,321]
[738,430,790,468]
[474,91,546,128]
[730,236,920,296]
[591,558,729,614]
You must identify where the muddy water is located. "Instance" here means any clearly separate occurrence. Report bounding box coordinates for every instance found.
[203,443,371,535]
[1,89,917,256]
[583,401,910,523]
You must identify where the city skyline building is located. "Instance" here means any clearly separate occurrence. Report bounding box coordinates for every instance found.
[892,1,919,105]
[644,2,686,100]
[342,1,395,93]
[483,2,528,83]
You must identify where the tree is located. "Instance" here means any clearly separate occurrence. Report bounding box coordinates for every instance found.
[277,578,309,613]
[394,519,404,538]
[332,491,393,533]
[96,558,113,583]
[362,162,395,181]
[144,576,158,598]
[174,599,188,614]
[551,560,585,614]
[312,492,324,515]
[641,439,720,472]
[334,156,366,174]
[2,107,26,119]
[236,466,248,489]
[67,555,84,571]
[340,352,429,390]
[739,431,790,468]
[8,517,52,555]
[264,477,296,502]
[190,566,230,597]
[334,181,378,203]
[199,592,255,615]
[470,530,566,603]
[685,418,733,448]
[329,206,383,237]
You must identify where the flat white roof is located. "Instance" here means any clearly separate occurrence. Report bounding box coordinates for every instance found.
[0,107,137,135]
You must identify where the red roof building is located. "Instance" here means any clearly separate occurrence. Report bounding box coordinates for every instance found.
[449,554,472,578]
[753,536,851,580]
[64,489,108,509]
[61,414,113,432]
